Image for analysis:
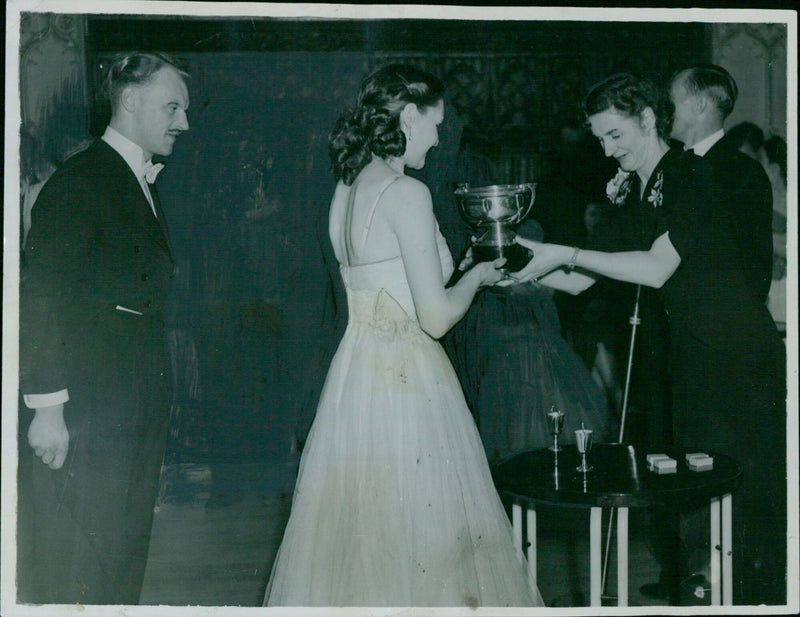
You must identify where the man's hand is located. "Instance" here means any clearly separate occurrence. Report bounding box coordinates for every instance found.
[28,404,69,469]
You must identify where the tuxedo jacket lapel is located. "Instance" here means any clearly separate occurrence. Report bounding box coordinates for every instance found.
[93,140,173,259]
[148,183,173,258]
[127,174,171,257]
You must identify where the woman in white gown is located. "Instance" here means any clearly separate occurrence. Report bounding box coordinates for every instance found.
[264,64,543,607]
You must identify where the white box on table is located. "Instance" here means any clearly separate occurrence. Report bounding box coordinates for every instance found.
[687,456,714,471]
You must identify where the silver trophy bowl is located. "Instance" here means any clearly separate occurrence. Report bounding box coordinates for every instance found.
[454,182,536,271]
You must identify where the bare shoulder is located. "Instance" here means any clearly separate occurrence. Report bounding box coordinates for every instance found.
[329,181,351,227]
[392,175,431,200]
[330,181,351,207]
[380,176,437,240]
[383,175,433,215]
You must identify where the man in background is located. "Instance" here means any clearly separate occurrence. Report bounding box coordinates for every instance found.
[668,64,773,303]
[647,63,783,606]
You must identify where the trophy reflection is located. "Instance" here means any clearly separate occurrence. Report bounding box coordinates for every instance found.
[454,182,536,272]
[575,424,593,473]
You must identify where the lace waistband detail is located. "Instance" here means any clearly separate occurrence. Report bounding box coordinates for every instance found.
[347,289,426,341]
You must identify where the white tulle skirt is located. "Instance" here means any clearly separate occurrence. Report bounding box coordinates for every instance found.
[264,290,542,607]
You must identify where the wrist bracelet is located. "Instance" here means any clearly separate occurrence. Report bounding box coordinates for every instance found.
[567,247,581,271]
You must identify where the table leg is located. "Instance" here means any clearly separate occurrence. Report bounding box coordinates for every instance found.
[512,503,523,560]
[722,493,732,605]
[527,508,537,588]
[591,506,602,606]
[710,497,721,605]
[617,507,628,606]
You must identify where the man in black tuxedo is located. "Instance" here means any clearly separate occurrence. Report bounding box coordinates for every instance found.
[668,64,773,303]
[640,64,781,605]
[19,51,190,604]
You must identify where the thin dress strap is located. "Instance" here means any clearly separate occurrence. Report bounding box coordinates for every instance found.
[359,175,402,253]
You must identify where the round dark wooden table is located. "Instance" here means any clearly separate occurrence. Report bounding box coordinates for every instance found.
[492,444,743,606]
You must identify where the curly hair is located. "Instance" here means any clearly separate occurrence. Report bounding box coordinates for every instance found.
[104,51,190,113]
[582,73,670,141]
[329,64,445,185]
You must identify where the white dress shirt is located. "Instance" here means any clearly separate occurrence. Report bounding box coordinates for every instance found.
[688,128,725,157]
[102,125,159,217]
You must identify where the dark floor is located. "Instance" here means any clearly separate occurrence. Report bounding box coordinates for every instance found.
[139,457,667,609]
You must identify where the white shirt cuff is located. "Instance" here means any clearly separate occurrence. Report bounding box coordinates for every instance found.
[23,389,69,409]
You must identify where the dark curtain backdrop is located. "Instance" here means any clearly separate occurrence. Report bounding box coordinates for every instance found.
[79,21,707,466]
[156,52,368,464]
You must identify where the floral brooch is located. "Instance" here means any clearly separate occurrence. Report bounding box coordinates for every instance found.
[606,168,632,206]
[648,170,664,208]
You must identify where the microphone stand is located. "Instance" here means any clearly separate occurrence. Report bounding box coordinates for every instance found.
[601,284,641,602]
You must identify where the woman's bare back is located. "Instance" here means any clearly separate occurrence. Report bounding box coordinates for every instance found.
[330,161,421,267]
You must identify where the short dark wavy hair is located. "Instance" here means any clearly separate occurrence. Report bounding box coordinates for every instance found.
[329,64,445,185]
[104,51,190,112]
[725,121,764,153]
[582,73,670,141]
[762,135,787,184]
[677,64,738,119]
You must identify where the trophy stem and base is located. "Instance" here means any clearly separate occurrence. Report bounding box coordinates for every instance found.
[472,243,532,272]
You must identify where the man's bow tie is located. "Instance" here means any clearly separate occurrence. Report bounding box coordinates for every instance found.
[143,161,165,184]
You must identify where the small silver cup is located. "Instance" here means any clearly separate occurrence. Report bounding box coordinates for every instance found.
[547,405,566,452]
[575,427,593,473]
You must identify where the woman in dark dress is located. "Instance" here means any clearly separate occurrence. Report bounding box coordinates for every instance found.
[412,102,610,465]
[508,73,786,606]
